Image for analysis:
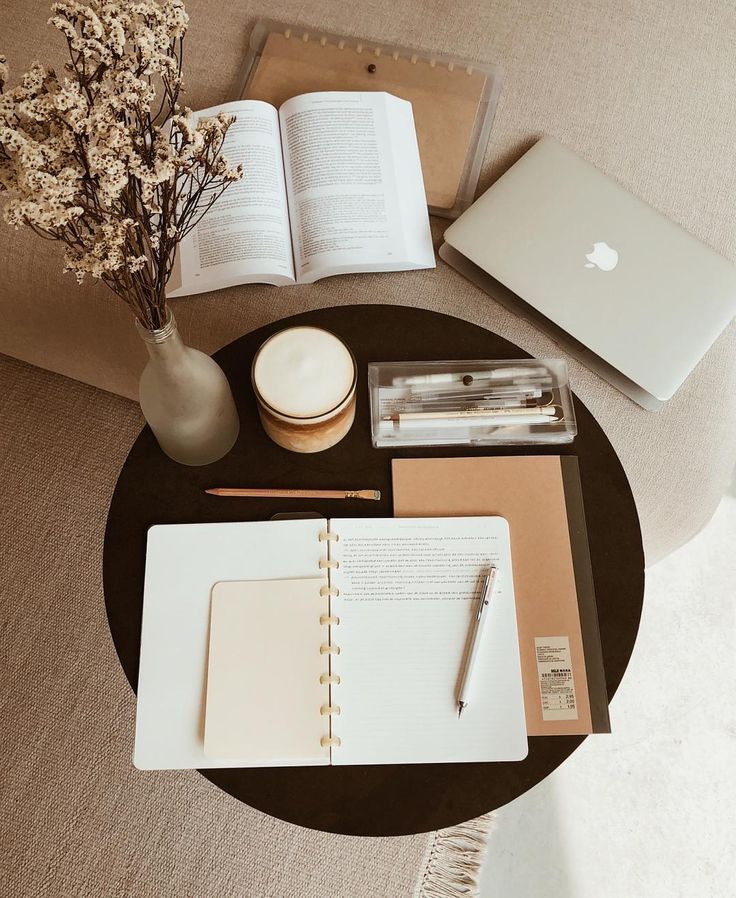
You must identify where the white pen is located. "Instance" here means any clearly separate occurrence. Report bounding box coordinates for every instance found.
[382,407,559,429]
[379,398,527,413]
[457,566,498,718]
[384,413,559,430]
[393,367,549,386]
[390,406,557,421]
[406,385,546,401]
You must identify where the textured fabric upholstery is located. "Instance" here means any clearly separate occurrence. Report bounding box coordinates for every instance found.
[1,0,735,563]
[2,353,481,898]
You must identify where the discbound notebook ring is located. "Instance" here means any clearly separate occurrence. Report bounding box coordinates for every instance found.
[320,643,340,655]
[319,530,339,542]
[320,673,341,685]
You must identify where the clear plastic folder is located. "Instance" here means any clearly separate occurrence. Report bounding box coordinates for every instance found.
[237,19,503,218]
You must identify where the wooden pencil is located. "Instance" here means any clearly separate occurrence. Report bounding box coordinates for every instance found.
[205,487,381,501]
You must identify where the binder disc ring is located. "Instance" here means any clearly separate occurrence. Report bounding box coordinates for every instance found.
[320,673,341,684]
[319,530,339,542]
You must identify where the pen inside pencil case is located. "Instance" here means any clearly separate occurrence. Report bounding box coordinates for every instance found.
[404,380,552,399]
[391,366,550,386]
[378,385,557,418]
[383,409,562,430]
[378,385,549,407]
[379,397,537,415]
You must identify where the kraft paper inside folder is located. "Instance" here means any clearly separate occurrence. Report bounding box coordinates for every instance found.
[392,456,610,737]
[239,22,502,215]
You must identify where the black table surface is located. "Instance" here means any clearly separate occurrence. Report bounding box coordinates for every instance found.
[104,304,644,837]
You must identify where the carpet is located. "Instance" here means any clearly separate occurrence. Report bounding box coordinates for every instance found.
[0,353,493,898]
[479,485,736,896]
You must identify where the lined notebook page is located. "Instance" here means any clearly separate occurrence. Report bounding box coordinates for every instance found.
[204,579,330,766]
[329,517,527,765]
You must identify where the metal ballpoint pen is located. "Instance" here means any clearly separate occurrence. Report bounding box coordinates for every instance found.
[457,566,498,718]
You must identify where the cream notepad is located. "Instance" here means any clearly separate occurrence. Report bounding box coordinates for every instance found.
[134,516,527,769]
[204,579,329,765]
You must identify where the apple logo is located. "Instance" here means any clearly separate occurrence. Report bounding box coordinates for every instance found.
[584,241,619,271]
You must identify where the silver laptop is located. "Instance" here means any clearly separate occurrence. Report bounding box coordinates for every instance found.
[440,137,736,409]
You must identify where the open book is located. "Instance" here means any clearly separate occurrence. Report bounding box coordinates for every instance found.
[134,517,527,769]
[167,92,435,295]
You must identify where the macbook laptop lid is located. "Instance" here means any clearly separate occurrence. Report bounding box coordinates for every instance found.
[441,137,736,408]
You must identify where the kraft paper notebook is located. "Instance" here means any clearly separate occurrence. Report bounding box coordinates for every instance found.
[392,456,610,737]
[134,516,527,770]
[238,20,503,217]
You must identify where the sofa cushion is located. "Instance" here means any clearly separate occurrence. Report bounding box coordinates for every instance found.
[2,0,735,565]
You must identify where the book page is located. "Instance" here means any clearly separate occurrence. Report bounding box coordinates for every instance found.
[328,517,527,765]
[204,579,329,765]
[167,100,295,296]
[278,92,435,283]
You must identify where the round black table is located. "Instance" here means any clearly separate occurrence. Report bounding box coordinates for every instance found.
[104,304,644,837]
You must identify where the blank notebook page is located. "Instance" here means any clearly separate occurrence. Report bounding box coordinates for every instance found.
[134,518,326,770]
[329,517,527,765]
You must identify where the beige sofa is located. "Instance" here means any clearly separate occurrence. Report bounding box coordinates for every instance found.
[2,0,735,564]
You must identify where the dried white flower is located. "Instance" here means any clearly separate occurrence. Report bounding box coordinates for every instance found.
[128,254,148,272]
[0,0,242,329]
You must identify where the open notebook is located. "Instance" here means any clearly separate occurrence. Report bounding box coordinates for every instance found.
[134,517,527,769]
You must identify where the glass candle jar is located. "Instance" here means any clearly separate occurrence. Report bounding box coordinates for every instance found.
[251,326,357,453]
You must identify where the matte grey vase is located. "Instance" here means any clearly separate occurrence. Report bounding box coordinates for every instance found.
[136,310,240,465]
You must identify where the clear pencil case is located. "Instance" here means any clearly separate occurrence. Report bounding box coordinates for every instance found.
[368,359,577,448]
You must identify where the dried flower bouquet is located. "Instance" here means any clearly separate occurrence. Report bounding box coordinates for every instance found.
[0,0,242,329]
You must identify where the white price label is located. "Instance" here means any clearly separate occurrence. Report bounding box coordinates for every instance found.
[535,636,578,721]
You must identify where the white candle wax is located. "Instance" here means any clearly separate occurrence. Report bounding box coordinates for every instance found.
[253,327,355,419]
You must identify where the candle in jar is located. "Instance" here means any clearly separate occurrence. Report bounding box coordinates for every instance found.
[251,326,357,453]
